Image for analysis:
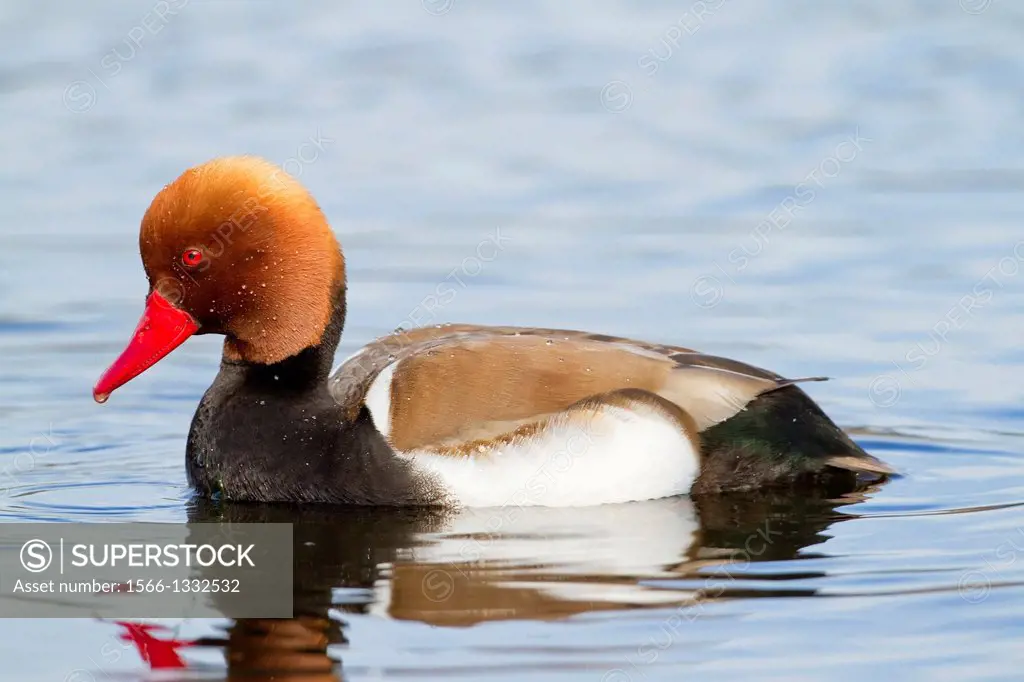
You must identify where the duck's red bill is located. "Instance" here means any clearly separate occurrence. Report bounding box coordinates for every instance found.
[93,290,199,403]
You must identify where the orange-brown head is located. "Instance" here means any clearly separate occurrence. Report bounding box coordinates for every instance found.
[94,156,346,402]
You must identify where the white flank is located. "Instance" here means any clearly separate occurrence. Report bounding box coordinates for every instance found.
[363,362,395,438]
[400,403,699,507]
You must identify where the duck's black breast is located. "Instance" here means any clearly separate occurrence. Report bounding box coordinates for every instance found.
[185,360,444,506]
[184,286,446,506]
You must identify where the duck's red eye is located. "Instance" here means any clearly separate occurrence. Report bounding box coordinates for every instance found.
[181,249,203,268]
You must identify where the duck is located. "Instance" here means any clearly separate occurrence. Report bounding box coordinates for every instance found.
[93,156,894,507]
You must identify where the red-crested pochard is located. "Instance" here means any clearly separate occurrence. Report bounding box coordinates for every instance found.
[93,156,894,506]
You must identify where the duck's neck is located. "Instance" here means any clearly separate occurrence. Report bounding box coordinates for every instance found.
[223,286,346,393]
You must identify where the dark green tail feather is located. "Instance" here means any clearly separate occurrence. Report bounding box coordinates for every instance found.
[693,385,894,494]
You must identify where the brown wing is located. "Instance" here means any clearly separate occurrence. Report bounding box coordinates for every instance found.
[329,324,823,452]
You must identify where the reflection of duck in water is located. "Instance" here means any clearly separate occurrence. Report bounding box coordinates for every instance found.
[180,487,876,677]
[110,616,343,681]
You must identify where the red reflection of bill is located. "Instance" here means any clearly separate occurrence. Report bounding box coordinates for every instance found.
[111,620,194,669]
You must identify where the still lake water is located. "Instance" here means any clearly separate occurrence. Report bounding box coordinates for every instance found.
[1,1,1024,679]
